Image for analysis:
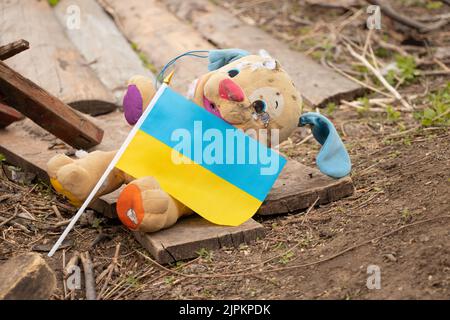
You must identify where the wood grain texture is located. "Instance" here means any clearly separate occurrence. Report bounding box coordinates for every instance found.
[99,0,214,93]
[0,102,23,128]
[0,39,29,61]
[0,61,104,149]
[54,0,155,106]
[164,0,365,107]
[0,0,116,115]
[133,216,265,264]
[259,160,354,215]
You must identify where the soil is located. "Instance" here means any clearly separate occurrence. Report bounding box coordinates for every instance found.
[0,0,449,300]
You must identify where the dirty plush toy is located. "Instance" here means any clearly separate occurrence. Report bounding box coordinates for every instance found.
[47,49,351,233]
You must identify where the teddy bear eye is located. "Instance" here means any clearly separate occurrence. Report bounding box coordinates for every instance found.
[228,69,240,78]
[252,100,267,113]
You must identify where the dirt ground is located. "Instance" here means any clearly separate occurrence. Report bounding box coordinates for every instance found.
[0,0,449,299]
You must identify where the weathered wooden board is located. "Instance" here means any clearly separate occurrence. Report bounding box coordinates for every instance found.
[54,0,155,106]
[0,61,104,149]
[0,102,23,128]
[98,0,215,92]
[164,0,365,107]
[0,39,29,61]
[134,216,265,264]
[0,0,116,115]
[259,160,354,215]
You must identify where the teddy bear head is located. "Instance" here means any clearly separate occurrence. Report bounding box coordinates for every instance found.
[189,53,303,145]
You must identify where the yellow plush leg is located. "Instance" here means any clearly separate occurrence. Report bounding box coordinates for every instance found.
[116,177,192,233]
[47,151,125,206]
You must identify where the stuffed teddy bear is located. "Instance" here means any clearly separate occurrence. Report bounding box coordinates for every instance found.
[46,49,351,233]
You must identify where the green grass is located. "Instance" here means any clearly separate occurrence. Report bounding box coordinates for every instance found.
[196,248,213,262]
[426,1,443,9]
[415,83,450,127]
[278,251,295,265]
[386,105,401,122]
[386,55,419,86]
[130,42,158,74]
[47,0,60,7]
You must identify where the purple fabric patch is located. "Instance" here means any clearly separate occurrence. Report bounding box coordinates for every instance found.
[123,84,143,125]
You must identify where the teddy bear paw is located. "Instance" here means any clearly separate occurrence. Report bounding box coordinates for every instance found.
[47,155,93,207]
[116,177,174,233]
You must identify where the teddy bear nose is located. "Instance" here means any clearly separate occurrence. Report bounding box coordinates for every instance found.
[219,79,245,102]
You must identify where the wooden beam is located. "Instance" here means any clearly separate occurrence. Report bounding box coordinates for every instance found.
[0,61,104,149]
[0,0,117,116]
[0,102,23,128]
[0,39,30,61]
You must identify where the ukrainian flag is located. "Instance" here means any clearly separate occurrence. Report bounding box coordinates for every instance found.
[115,84,286,226]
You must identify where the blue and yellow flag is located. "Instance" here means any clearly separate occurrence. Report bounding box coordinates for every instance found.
[115,84,286,226]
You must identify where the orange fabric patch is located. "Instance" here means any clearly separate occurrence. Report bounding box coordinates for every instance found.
[116,184,144,230]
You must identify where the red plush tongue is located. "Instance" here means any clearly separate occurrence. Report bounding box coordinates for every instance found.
[219,79,244,102]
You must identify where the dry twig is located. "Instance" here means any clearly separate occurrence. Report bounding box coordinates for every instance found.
[80,251,97,300]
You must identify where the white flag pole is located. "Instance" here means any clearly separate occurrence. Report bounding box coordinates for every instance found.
[48,84,168,257]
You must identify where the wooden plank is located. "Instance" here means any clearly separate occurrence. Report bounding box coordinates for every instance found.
[0,39,29,61]
[0,102,23,128]
[259,160,354,215]
[54,0,155,106]
[133,216,265,264]
[99,0,215,92]
[0,0,117,116]
[164,0,365,107]
[0,253,56,300]
[0,61,104,149]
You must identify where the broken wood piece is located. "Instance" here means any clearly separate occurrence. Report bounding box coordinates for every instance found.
[0,39,30,61]
[163,0,364,107]
[134,216,265,264]
[0,102,23,128]
[0,253,56,300]
[54,0,155,106]
[99,0,215,93]
[0,61,104,149]
[0,0,117,115]
[259,160,354,215]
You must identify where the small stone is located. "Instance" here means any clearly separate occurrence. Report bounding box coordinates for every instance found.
[384,253,397,262]
[0,253,56,300]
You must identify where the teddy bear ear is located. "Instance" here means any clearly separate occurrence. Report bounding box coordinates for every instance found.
[299,112,352,178]
[208,48,250,71]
